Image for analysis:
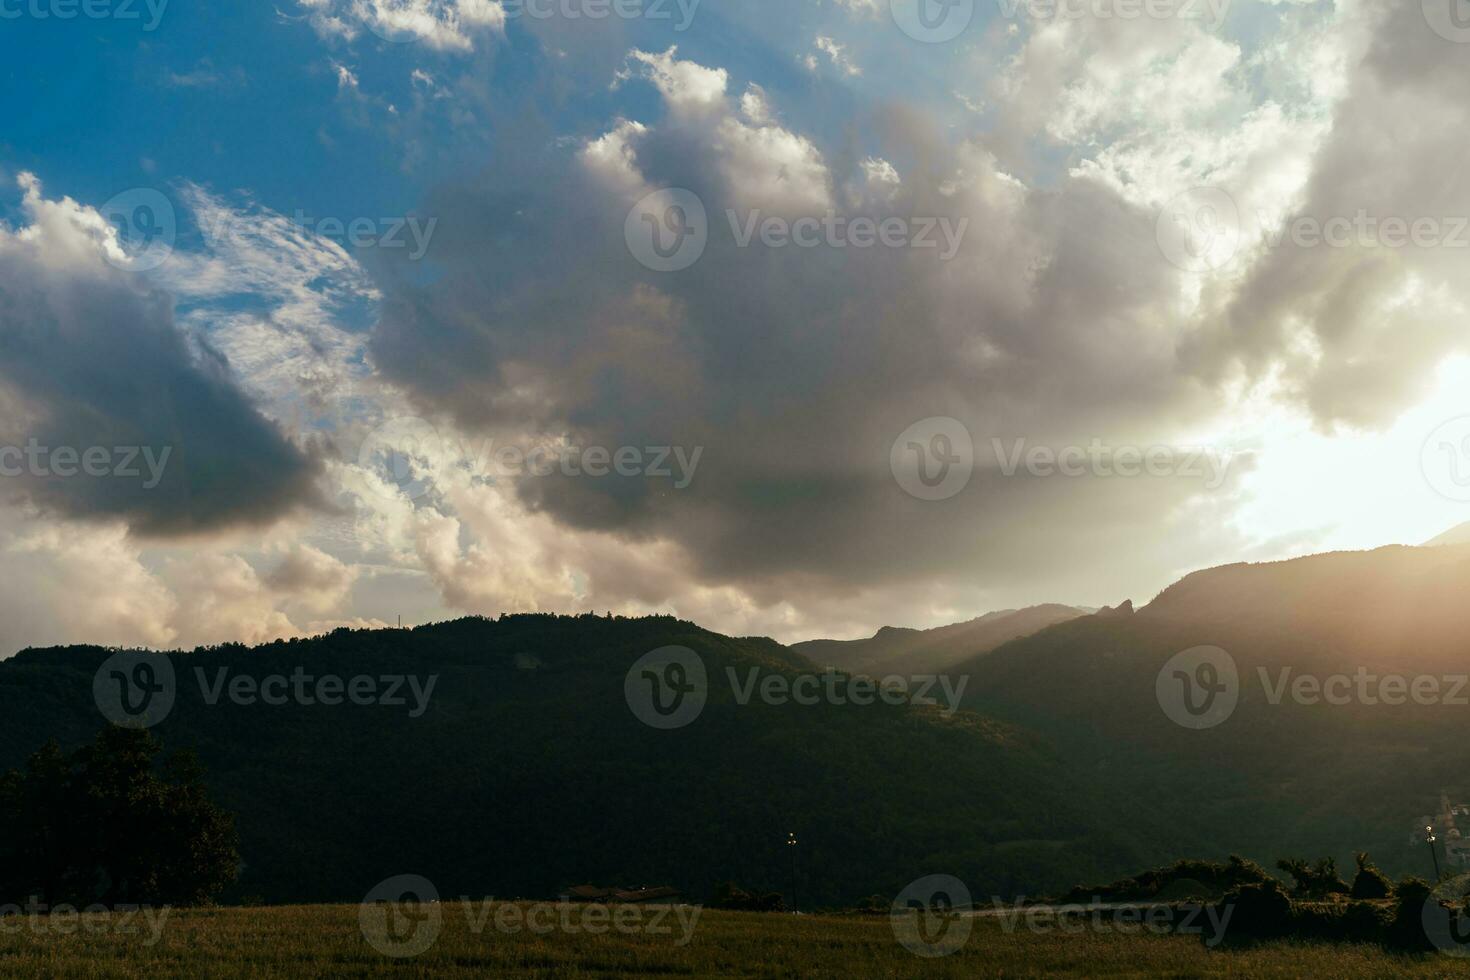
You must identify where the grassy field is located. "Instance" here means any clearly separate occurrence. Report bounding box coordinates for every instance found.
[3,903,1470,978]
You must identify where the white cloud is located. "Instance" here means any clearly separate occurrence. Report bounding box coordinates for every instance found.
[301,0,505,52]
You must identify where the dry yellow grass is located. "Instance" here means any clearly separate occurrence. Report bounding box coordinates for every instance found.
[2,903,1470,978]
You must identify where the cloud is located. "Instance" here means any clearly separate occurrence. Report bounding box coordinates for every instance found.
[362,44,1255,621]
[0,175,326,536]
[805,36,861,77]
[298,0,505,52]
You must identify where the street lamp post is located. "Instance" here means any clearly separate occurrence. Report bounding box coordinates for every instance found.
[786,832,798,913]
[1427,826,1443,882]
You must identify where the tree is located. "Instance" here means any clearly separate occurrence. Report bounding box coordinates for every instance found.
[0,727,238,908]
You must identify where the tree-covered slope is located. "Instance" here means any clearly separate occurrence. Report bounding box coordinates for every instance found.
[0,614,1148,906]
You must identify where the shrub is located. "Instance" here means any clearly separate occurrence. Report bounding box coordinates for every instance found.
[1350,852,1392,900]
[1211,878,1293,946]
[709,882,786,912]
[1276,857,1350,899]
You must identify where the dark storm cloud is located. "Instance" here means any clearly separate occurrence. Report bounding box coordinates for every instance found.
[368,50,1249,603]
[0,194,325,536]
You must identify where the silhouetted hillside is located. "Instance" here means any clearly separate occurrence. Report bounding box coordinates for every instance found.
[792,604,1088,677]
[0,614,1150,906]
[954,544,1470,883]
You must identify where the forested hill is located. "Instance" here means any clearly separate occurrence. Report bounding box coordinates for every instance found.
[0,614,1154,906]
[954,544,1470,883]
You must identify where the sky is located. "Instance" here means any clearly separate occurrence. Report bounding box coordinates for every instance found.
[1,0,1469,654]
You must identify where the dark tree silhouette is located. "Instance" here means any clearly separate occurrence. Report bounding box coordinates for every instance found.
[1350,852,1393,900]
[0,727,238,908]
[1276,857,1350,899]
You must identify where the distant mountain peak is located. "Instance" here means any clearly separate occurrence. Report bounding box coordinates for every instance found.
[793,604,1089,677]
[1426,521,1470,547]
